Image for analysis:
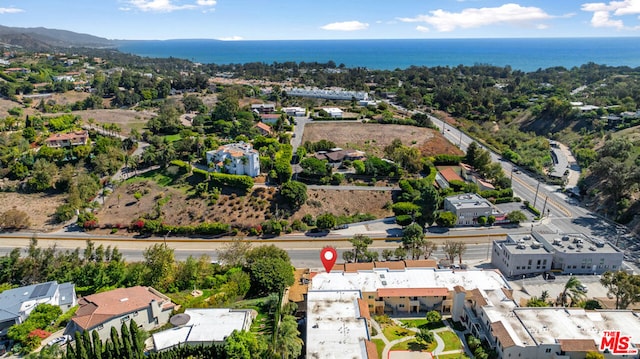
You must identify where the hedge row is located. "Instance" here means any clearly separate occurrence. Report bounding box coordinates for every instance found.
[134,219,230,236]
[170,160,254,192]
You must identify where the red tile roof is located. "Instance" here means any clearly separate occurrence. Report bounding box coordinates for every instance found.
[439,167,464,183]
[491,321,516,348]
[255,122,272,134]
[377,287,449,297]
[345,262,374,272]
[364,340,379,359]
[357,298,371,320]
[404,259,438,268]
[72,286,175,330]
[373,261,405,270]
[558,339,598,352]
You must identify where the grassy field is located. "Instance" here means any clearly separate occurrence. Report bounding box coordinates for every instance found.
[383,325,413,342]
[438,330,463,352]
[372,338,385,358]
[390,339,436,352]
[437,353,471,359]
[400,319,446,330]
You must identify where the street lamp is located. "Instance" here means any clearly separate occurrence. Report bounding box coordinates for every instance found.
[533,182,541,209]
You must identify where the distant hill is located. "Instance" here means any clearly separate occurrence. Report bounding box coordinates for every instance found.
[0,25,116,50]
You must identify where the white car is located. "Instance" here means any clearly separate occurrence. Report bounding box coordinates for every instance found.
[47,335,71,347]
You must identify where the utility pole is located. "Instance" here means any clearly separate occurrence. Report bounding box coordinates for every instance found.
[541,196,549,218]
[533,182,541,209]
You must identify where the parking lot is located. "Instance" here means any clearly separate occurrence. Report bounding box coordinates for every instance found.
[508,274,609,303]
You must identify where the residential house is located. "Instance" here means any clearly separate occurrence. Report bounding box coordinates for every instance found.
[435,167,464,189]
[0,281,76,337]
[205,142,260,177]
[251,103,276,114]
[460,163,495,191]
[67,286,175,341]
[44,130,89,148]
[282,107,306,117]
[254,122,273,136]
[444,193,495,225]
[321,107,343,118]
[314,148,366,166]
[152,308,256,351]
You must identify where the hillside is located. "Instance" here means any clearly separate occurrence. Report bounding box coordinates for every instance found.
[0,25,115,50]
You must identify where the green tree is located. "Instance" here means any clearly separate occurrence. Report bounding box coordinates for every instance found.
[143,244,176,291]
[349,234,373,263]
[560,276,586,307]
[415,328,434,345]
[274,314,303,359]
[402,223,425,259]
[249,257,294,295]
[224,330,265,359]
[279,181,308,210]
[315,213,337,230]
[435,211,458,227]
[600,271,640,309]
[506,210,527,224]
[28,158,57,192]
[425,310,442,323]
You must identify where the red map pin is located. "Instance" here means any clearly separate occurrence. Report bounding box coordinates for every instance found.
[320,247,337,273]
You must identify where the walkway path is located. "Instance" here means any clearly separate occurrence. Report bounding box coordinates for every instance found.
[369,318,469,358]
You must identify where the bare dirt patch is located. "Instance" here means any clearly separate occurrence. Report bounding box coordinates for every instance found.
[70,109,155,136]
[0,192,66,231]
[96,177,393,232]
[292,189,393,221]
[301,122,462,156]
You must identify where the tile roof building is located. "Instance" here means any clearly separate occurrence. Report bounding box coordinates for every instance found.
[309,267,640,358]
[44,130,89,148]
[67,286,175,341]
[0,281,76,337]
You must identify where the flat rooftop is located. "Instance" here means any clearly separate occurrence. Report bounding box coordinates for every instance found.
[535,232,620,255]
[306,290,370,359]
[446,193,492,209]
[514,308,640,346]
[310,268,510,293]
[498,234,552,255]
[153,309,252,351]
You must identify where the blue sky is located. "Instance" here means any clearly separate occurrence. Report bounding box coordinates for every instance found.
[1,0,639,40]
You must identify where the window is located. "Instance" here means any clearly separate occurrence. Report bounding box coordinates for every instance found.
[368,295,374,299]
[120,315,131,323]
[133,311,139,317]
[399,304,405,308]
[545,348,551,353]
[97,324,104,330]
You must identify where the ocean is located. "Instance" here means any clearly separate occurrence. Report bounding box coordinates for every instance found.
[116,37,640,72]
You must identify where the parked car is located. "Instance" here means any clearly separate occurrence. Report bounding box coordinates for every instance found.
[577,284,588,293]
[47,335,71,347]
[545,272,556,280]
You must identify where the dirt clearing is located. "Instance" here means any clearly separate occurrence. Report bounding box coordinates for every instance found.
[302,122,462,157]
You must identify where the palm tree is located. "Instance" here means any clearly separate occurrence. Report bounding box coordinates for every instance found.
[560,276,586,307]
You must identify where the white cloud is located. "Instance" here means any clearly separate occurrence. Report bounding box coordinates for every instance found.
[581,0,640,29]
[0,7,24,14]
[416,25,430,32]
[122,0,215,12]
[321,21,369,31]
[218,36,243,41]
[398,3,554,32]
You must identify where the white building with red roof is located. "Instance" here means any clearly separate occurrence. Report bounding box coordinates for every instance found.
[44,130,89,148]
[205,142,260,177]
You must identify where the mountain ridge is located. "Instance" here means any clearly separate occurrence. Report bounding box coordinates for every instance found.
[0,25,116,50]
